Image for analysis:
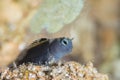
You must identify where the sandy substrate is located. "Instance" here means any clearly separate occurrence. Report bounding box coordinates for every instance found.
[0,61,108,80]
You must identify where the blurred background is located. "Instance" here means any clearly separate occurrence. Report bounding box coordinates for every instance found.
[0,0,119,80]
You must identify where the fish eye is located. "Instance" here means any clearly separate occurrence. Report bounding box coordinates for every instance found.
[61,39,68,46]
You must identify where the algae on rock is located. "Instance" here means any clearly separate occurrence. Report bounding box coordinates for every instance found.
[30,0,84,33]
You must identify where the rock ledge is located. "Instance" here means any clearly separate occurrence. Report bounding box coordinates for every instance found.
[1,61,108,80]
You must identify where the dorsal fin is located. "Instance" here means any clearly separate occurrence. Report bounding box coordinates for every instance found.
[28,38,48,49]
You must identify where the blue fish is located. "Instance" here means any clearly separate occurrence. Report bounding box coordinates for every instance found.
[17,37,73,65]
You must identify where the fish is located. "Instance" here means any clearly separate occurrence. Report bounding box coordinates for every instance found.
[16,37,73,65]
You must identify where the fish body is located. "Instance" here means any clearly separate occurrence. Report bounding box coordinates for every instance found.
[17,37,73,65]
